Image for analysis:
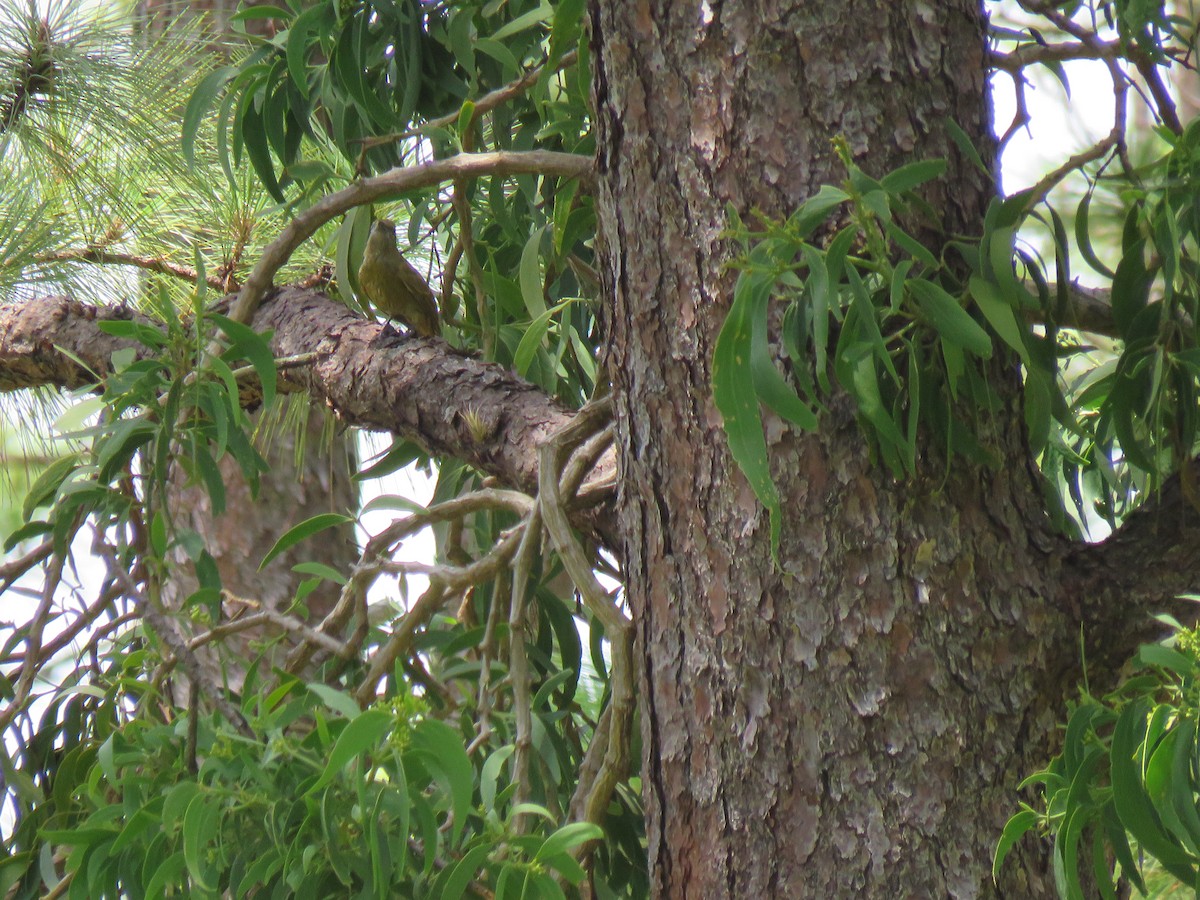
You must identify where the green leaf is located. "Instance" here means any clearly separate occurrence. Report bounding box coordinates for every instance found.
[1138,643,1195,676]
[849,353,908,478]
[994,809,1039,882]
[546,0,586,74]
[552,177,580,254]
[96,319,167,349]
[514,298,577,377]
[306,709,392,795]
[285,6,331,99]
[456,99,476,138]
[880,159,946,193]
[53,395,106,436]
[1104,802,1146,892]
[21,453,81,521]
[713,266,783,560]
[1144,725,1199,855]
[476,39,521,78]
[142,851,187,898]
[846,266,898,384]
[232,5,292,22]
[481,745,516,814]
[183,67,237,168]
[411,719,474,846]
[531,668,577,710]
[1054,803,1088,900]
[1167,718,1200,854]
[1075,187,1117,279]
[519,226,548,318]
[748,275,818,430]
[884,220,938,269]
[209,314,278,408]
[969,276,1031,367]
[360,493,427,515]
[355,438,424,481]
[438,843,494,900]
[491,2,553,40]
[162,782,200,831]
[789,184,850,238]
[0,853,32,896]
[802,244,833,392]
[260,513,353,570]
[908,278,992,358]
[239,98,285,201]
[110,804,162,854]
[945,117,990,177]
[307,683,361,718]
[1110,239,1154,337]
[182,793,220,891]
[291,561,348,585]
[535,822,603,863]
[1110,700,1197,883]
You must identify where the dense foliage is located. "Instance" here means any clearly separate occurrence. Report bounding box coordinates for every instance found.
[0,2,634,897]
[1,0,1200,896]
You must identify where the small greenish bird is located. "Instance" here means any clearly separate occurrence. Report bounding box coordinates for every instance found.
[357,219,440,337]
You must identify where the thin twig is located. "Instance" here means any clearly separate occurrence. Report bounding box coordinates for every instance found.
[361,50,579,153]
[192,599,352,658]
[468,573,509,757]
[34,580,123,662]
[508,501,542,830]
[0,537,52,592]
[989,37,1122,72]
[0,551,63,734]
[36,247,226,290]
[353,581,448,706]
[568,625,634,859]
[230,151,593,326]
[97,542,253,738]
[538,398,628,633]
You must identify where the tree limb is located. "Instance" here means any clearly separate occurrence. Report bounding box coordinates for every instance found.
[36,247,227,290]
[1065,467,1200,670]
[230,151,593,325]
[0,290,617,547]
[989,38,1122,72]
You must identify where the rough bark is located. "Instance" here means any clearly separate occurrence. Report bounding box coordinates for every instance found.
[589,1,1086,895]
[0,292,616,546]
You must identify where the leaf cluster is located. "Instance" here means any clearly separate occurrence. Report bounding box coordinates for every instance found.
[2,675,614,899]
[719,103,1200,549]
[715,147,1066,552]
[7,298,274,575]
[994,609,1200,898]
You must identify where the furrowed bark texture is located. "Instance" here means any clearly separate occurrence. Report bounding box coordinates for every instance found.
[0,293,616,546]
[592,2,1078,895]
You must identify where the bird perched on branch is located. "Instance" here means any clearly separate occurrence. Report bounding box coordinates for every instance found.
[357,219,440,337]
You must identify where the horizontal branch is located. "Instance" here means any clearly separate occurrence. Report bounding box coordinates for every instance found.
[1027,280,1117,338]
[373,50,579,149]
[37,247,227,290]
[0,290,617,547]
[231,150,593,325]
[989,38,1121,72]
[1064,467,1200,670]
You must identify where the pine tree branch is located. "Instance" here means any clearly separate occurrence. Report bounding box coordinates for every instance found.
[36,247,227,289]
[0,289,618,547]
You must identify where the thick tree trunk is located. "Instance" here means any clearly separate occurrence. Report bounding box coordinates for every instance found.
[592,2,1075,895]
